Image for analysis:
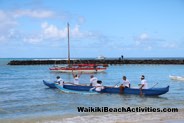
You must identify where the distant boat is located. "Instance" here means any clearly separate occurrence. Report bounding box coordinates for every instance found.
[169,75,184,81]
[50,64,107,73]
[96,55,106,60]
[49,23,107,73]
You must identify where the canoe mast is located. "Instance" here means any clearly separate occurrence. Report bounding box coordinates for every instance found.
[67,23,70,66]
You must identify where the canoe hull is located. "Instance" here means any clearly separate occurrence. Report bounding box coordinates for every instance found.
[43,80,169,96]
[62,84,169,96]
[43,80,57,88]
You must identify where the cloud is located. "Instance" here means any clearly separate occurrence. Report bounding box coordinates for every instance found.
[77,16,85,24]
[0,9,54,30]
[13,9,54,18]
[23,35,43,44]
[133,32,168,50]
[0,10,18,42]
[0,10,17,32]
[41,22,67,40]
[20,22,93,44]
[134,33,151,46]
[0,8,93,44]
[71,24,85,38]
[0,9,110,48]
[145,46,153,50]
[162,43,178,48]
[135,33,150,42]
[0,9,55,42]
[131,32,182,51]
[40,22,95,41]
[0,35,6,42]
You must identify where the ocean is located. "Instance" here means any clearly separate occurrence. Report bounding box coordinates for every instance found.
[0,58,184,123]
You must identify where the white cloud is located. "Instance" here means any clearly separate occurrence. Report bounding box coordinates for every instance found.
[0,35,6,42]
[0,10,18,42]
[77,16,85,24]
[133,32,169,50]
[134,33,150,45]
[0,9,54,32]
[40,22,94,41]
[71,25,84,38]
[136,33,150,41]
[22,22,90,44]
[162,43,177,48]
[13,9,54,18]
[0,9,55,43]
[41,22,67,40]
[132,32,181,51]
[0,10,17,32]
[23,35,43,44]
[0,9,106,47]
[145,46,152,50]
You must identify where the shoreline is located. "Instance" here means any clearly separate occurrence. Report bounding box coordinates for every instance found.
[7,59,184,65]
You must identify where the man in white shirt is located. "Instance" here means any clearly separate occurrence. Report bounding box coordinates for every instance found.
[140,75,148,95]
[120,76,130,93]
[122,76,130,88]
[56,76,64,85]
[95,80,104,92]
[90,75,98,86]
[140,75,148,89]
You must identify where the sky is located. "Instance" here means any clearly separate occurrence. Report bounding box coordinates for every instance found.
[0,0,184,58]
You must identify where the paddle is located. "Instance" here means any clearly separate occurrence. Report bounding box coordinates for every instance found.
[139,82,158,96]
[89,80,105,92]
[151,82,158,88]
[114,81,120,87]
[89,87,96,92]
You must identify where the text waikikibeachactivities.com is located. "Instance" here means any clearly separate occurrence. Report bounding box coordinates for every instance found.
[77,107,178,113]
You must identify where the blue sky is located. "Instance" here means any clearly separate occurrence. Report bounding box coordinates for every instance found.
[0,0,184,58]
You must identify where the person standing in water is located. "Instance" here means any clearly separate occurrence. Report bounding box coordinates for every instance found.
[120,76,130,93]
[139,75,148,95]
[122,76,131,88]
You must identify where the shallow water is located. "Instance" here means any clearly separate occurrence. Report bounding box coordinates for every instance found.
[0,59,184,122]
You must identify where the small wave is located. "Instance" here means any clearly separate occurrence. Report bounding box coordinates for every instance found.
[0,108,10,114]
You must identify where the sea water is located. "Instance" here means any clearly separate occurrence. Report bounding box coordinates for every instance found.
[0,58,184,122]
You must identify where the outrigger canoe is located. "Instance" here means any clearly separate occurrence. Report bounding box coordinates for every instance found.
[43,80,169,96]
[43,80,57,88]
